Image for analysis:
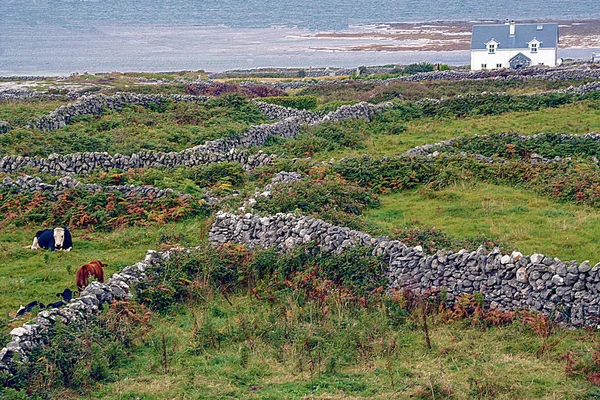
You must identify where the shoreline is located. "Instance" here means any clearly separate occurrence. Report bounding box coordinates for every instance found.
[0,19,599,76]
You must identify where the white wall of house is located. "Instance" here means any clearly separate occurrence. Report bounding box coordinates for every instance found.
[471,48,556,70]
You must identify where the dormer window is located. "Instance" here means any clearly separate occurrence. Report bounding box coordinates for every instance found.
[528,38,541,53]
[486,39,499,54]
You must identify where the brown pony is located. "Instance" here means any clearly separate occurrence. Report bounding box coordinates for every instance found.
[76,260,107,290]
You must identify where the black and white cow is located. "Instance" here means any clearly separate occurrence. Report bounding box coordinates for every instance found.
[31,227,72,251]
[46,288,74,308]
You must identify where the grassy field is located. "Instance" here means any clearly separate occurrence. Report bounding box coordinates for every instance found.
[310,100,600,161]
[0,95,268,157]
[297,77,590,104]
[366,181,600,264]
[86,293,600,400]
[0,99,71,127]
[0,219,207,330]
[3,73,600,399]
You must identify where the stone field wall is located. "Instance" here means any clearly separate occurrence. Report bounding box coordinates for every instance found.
[0,175,220,204]
[0,249,169,374]
[0,102,388,175]
[209,211,600,328]
[270,66,600,90]
[30,93,210,132]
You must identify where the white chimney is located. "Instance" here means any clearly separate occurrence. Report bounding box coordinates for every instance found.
[504,19,510,25]
[510,20,516,35]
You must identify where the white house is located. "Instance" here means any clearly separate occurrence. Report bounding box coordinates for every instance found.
[471,20,558,70]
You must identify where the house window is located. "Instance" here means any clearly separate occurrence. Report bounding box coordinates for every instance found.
[488,44,496,54]
[481,64,487,69]
[530,43,538,53]
[496,63,502,68]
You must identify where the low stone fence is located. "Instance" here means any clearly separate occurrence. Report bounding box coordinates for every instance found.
[252,100,319,122]
[0,249,169,374]
[30,93,210,131]
[402,132,600,158]
[209,211,600,327]
[270,66,600,90]
[1,101,388,175]
[0,175,186,201]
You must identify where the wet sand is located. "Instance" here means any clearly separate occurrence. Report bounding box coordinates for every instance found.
[308,19,600,52]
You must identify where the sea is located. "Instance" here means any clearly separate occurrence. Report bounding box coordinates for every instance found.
[1,0,600,75]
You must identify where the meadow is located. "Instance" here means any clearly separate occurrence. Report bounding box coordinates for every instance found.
[2,67,600,398]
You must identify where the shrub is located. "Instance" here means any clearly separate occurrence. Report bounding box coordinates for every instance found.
[0,186,209,230]
[7,302,151,397]
[260,95,318,110]
[253,176,380,216]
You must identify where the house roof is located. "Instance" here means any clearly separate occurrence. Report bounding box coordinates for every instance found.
[470,23,558,50]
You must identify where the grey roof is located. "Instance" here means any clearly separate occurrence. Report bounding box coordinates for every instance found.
[471,23,558,50]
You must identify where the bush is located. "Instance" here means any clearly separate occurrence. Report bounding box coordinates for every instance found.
[261,95,318,110]
[253,176,380,216]
[138,242,388,314]
[0,186,210,230]
[7,302,151,397]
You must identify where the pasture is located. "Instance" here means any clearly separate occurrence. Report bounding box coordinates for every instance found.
[2,69,600,398]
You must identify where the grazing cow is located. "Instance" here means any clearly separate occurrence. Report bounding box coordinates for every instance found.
[16,301,45,316]
[76,260,107,290]
[31,227,72,251]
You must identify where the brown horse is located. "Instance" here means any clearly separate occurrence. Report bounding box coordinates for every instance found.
[76,260,107,290]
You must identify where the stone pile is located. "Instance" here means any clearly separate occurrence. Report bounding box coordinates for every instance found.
[209,211,600,327]
[238,171,304,212]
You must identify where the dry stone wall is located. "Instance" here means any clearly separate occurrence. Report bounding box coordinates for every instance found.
[30,93,210,132]
[0,175,218,203]
[252,100,319,122]
[0,102,388,176]
[0,249,171,374]
[402,132,600,159]
[209,211,600,328]
[270,66,600,90]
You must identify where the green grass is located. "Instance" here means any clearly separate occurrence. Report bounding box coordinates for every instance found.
[0,99,71,127]
[0,219,207,328]
[4,75,600,399]
[366,181,600,263]
[86,294,599,399]
[0,95,268,157]
[312,100,600,161]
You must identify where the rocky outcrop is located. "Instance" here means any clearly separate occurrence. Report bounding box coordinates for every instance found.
[209,211,600,328]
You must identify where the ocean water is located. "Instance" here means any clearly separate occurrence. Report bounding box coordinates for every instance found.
[1,0,599,75]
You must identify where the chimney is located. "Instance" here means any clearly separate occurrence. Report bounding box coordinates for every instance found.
[510,20,516,35]
[504,19,510,25]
